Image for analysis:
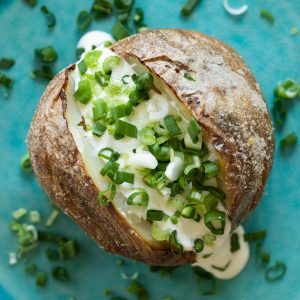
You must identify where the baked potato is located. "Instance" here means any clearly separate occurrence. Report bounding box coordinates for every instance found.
[27,29,274,277]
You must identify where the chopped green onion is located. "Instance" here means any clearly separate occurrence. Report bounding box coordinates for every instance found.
[129,88,150,106]
[44,208,59,227]
[40,5,56,28]
[36,272,47,287]
[212,260,231,272]
[136,72,154,92]
[23,0,37,7]
[202,193,218,211]
[104,41,113,47]
[98,183,116,205]
[92,122,107,137]
[181,205,196,219]
[187,190,202,202]
[265,261,287,282]
[184,155,200,175]
[127,191,149,206]
[146,209,166,221]
[74,79,92,104]
[110,103,133,119]
[275,79,299,99]
[244,230,266,242]
[102,56,121,74]
[230,233,240,253]
[137,25,148,33]
[24,262,37,274]
[260,9,275,23]
[187,118,201,143]
[133,7,144,24]
[0,58,15,69]
[59,240,79,260]
[115,171,134,184]
[169,230,183,255]
[93,100,107,120]
[51,266,70,282]
[31,65,54,80]
[114,0,133,11]
[204,210,225,235]
[77,10,92,30]
[91,0,113,18]
[38,231,67,244]
[85,50,102,69]
[78,59,87,75]
[202,161,219,179]
[30,211,41,223]
[196,184,226,201]
[20,153,32,172]
[181,0,200,16]
[203,234,216,246]
[164,115,182,136]
[184,72,196,81]
[139,127,156,145]
[261,251,270,264]
[45,248,59,261]
[122,75,130,84]
[194,239,204,253]
[94,71,107,87]
[100,160,120,179]
[144,171,170,190]
[0,73,13,88]
[154,124,169,135]
[35,46,57,63]
[112,22,130,40]
[156,134,171,145]
[12,208,27,220]
[127,280,149,300]
[170,211,181,224]
[115,119,137,138]
[98,147,115,160]
[151,223,170,241]
[280,132,298,148]
[76,47,85,58]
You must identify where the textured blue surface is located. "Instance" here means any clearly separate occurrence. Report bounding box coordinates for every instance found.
[1,0,300,299]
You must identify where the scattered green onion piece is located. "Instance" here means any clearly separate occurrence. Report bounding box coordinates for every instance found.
[104,41,112,47]
[137,25,148,33]
[98,147,115,160]
[94,71,106,87]
[212,261,231,272]
[40,5,56,28]
[262,251,270,264]
[202,161,219,179]
[59,240,79,260]
[91,0,113,19]
[275,79,299,99]
[24,0,37,7]
[127,191,149,206]
[85,50,102,69]
[45,208,59,227]
[77,10,92,30]
[244,230,266,242]
[20,153,31,172]
[144,171,169,190]
[195,184,226,201]
[147,209,166,221]
[204,210,225,235]
[164,115,182,136]
[30,211,41,223]
[98,183,116,205]
[194,238,204,253]
[74,79,92,104]
[51,266,70,282]
[280,132,298,148]
[151,223,170,241]
[178,175,189,190]
[12,208,27,220]
[203,234,216,246]
[117,12,129,23]
[92,122,107,137]
[181,205,196,219]
[169,230,183,255]
[76,47,85,58]
[122,75,130,84]
[46,248,59,261]
[110,103,133,119]
[31,65,54,80]
[187,118,201,143]
[136,72,154,91]
[106,81,122,97]
[0,73,13,88]
[100,160,120,179]
[140,127,156,145]
[202,193,218,211]
[115,119,137,138]
[184,155,200,175]
[260,9,275,24]
[194,213,201,222]
[156,134,171,145]
[24,262,37,274]
[170,211,181,224]
[184,72,196,81]
[154,124,169,136]
[115,171,134,184]
[133,7,144,24]
[36,272,47,287]
[181,0,200,16]
[93,100,107,121]
[35,46,57,63]
[129,88,149,106]
[78,59,87,75]
[0,58,15,69]
[127,280,149,300]
[38,231,67,244]
[230,233,240,253]
[102,56,121,74]
[265,261,287,282]
[112,22,130,40]
[187,190,202,202]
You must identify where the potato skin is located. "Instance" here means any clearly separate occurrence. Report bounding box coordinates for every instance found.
[27,66,194,266]
[112,29,274,229]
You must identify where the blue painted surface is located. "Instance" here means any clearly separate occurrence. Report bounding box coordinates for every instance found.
[0,0,300,299]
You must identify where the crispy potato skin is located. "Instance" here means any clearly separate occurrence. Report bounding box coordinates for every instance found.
[27,66,194,266]
[28,29,273,266]
[112,29,274,228]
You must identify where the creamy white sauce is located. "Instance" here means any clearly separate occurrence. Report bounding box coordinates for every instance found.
[66,45,249,279]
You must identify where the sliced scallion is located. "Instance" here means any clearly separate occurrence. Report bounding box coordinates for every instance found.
[115,171,134,184]
[260,9,275,24]
[244,230,266,242]
[0,73,13,88]
[51,266,70,282]
[77,10,92,30]
[35,46,57,63]
[146,209,166,221]
[100,160,120,179]
[0,58,15,69]
[78,59,87,75]
[98,183,116,205]
[202,161,219,179]
[36,272,47,287]
[127,191,149,206]
[73,79,92,104]
[59,240,79,260]
[115,119,137,138]
[230,233,240,253]
[184,72,196,81]
[265,261,287,282]
[181,205,196,219]
[85,50,102,69]
[151,223,170,241]
[102,56,121,74]
[204,210,225,235]
[112,22,130,40]
[40,5,56,28]
[139,127,156,145]
[164,115,182,136]
[193,239,204,253]
[136,72,154,92]
[280,132,297,148]
[181,0,200,16]
[169,230,183,255]
[93,100,107,120]
[187,118,201,143]
[20,153,32,172]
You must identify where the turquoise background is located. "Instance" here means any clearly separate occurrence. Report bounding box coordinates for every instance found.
[1,0,300,299]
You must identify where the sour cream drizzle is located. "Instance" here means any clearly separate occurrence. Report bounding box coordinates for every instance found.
[67,32,250,279]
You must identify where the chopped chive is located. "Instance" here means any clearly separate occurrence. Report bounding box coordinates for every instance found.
[30,210,41,223]
[181,0,200,16]
[127,191,149,206]
[184,155,200,175]
[45,248,59,261]
[204,210,225,235]
[91,0,113,19]
[35,46,57,63]
[93,100,107,120]
[51,266,70,282]
[45,208,59,227]
[146,209,166,221]
[244,230,266,242]
[102,56,121,74]
[40,5,56,28]
[112,22,130,40]
[280,132,297,148]
[122,75,130,84]
[74,79,92,104]
[230,233,240,253]
[0,73,13,88]
[78,59,87,75]
[184,72,196,81]
[151,223,171,241]
[127,280,149,300]
[260,9,275,24]
[193,238,204,253]
[181,205,196,219]
[261,251,270,264]
[129,88,150,106]
[85,50,102,69]
[164,115,182,136]
[98,183,116,205]
[115,171,134,184]
[195,184,226,201]
[202,161,219,179]
[133,7,144,25]
[36,272,47,287]
[136,72,154,92]
[187,118,201,143]
[139,127,156,146]
[275,79,299,99]
[170,211,181,224]
[38,231,67,244]
[169,230,183,255]
[20,153,32,172]
[59,240,79,260]
[77,10,92,30]
[12,208,27,220]
[31,65,54,80]
[98,147,115,160]
[110,103,133,119]
[203,234,216,246]
[100,160,120,179]
[114,0,133,12]
[24,262,37,274]
[76,47,85,58]
[0,58,15,69]
[212,260,231,272]
[115,119,137,138]
[92,122,107,137]
[265,261,287,282]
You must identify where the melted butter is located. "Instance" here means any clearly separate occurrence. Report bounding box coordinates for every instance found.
[66,45,250,279]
